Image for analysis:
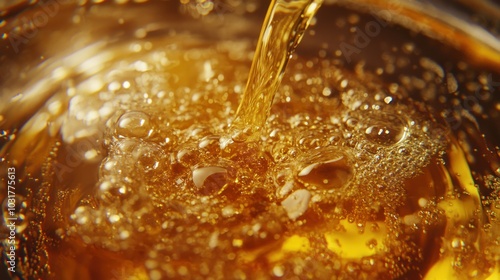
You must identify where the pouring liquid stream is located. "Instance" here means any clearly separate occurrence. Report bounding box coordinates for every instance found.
[229,0,323,141]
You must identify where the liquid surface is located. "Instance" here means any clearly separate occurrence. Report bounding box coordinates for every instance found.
[0,1,499,280]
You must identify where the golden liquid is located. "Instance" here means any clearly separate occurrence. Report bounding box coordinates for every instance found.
[1,1,499,279]
[231,0,322,140]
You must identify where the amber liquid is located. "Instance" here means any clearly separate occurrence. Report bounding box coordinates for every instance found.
[1,1,499,279]
[230,0,322,140]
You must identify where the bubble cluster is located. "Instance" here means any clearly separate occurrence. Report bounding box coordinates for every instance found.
[51,34,471,279]
[3,5,498,280]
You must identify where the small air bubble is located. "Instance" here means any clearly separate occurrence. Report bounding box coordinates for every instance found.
[150,270,162,280]
[322,87,332,96]
[418,198,428,207]
[272,265,285,277]
[134,28,147,38]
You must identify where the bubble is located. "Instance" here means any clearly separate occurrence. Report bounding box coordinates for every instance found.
[120,230,130,239]
[366,239,378,249]
[132,143,165,172]
[272,265,285,277]
[271,142,297,162]
[322,87,332,96]
[71,206,91,225]
[403,214,420,226]
[296,134,325,151]
[115,111,152,138]
[221,206,236,217]
[345,117,359,128]
[100,154,135,177]
[192,166,234,195]
[363,112,408,146]
[297,151,353,190]
[113,138,140,153]
[97,175,134,202]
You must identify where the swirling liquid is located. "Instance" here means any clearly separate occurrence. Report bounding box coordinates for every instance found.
[0,1,499,279]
